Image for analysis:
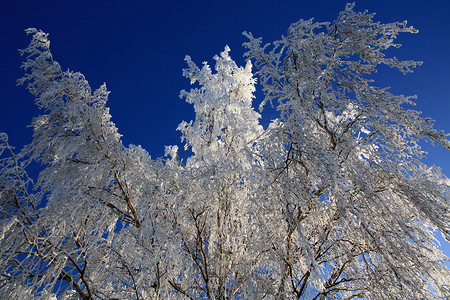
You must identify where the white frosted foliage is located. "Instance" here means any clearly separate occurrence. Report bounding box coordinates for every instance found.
[0,4,449,299]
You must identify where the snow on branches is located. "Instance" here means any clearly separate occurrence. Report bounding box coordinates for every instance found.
[1,4,449,299]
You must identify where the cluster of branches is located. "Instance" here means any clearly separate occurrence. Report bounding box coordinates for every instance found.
[1,4,449,299]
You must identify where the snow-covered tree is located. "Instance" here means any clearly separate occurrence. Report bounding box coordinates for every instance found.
[1,4,449,299]
[242,4,449,298]
[165,47,268,298]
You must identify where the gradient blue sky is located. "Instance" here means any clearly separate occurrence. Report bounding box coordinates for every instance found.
[1,0,449,260]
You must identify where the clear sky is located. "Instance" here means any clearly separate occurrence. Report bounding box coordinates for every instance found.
[1,0,449,262]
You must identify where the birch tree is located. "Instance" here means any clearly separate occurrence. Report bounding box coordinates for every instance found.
[243,4,449,298]
[1,4,449,299]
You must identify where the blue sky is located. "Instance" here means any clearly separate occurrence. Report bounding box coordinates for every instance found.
[1,0,449,262]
